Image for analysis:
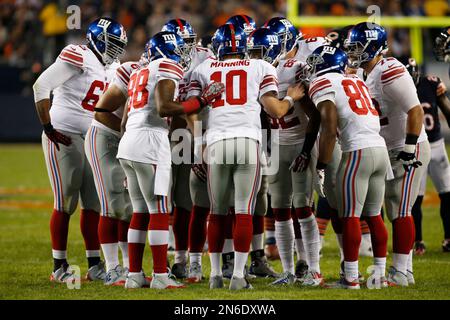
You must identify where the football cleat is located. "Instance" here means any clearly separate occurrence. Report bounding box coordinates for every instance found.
[85,261,106,281]
[124,271,151,289]
[336,277,361,289]
[407,270,415,285]
[171,262,187,279]
[442,239,450,252]
[414,241,426,255]
[229,276,253,290]
[249,251,279,278]
[302,271,324,287]
[50,265,77,284]
[295,260,309,280]
[150,273,186,289]
[340,261,364,282]
[209,275,224,289]
[186,262,203,283]
[104,265,126,286]
[387,266,409,287]
[270,271,296,286]
[365,271,388,289]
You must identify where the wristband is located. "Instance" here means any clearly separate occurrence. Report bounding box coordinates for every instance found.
[403,144,416,154]
[405,134,419,146]
[316,161,327,170]
[43,122,54,133]
[283,96,294,108]
[181,97,202,114]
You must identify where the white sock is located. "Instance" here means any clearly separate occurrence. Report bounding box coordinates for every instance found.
[374,257,386,277]
[148,230,169,246]
[299,215,321,273]
[295,238,307,262]
[392,253,409,275]
[265,230,275,239]
[174,250,187,264]
[189,252,202,266]
[275,219,295,274]
[101,243,119,272]
[223,239,234,254]
[209,253,222,277]
[118,241,129,269]
[344,261,359,281]
[336,233,344,263]
[251,233,264,251]
[407,250,413,272]
[233,251,248,278]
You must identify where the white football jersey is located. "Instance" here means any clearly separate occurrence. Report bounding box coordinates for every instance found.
[365,57,427,150]
[117,58,183,164]
[310,72,386,152]
[267,58,309,145]
[92,60,141,136]
[188,58,278,146]
[178,46,213,101]
[295,37,330,63]
[50,44,119,135]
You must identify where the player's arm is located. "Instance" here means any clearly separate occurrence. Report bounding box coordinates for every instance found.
[317,100,338,167]
[260,84,305,118]
[436,82,450,127]
[33,60,81,149]
[94,85,127,132]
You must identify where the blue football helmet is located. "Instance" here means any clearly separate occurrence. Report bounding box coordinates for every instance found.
[146,31,187,66]
[212,24,247,60]
[306,45,348,79]
[247,28,281,65]
[86,17,127,65]
[344,22,388,68]
[264,17,301,56]
[161,18,197,56]
[226,15,256,36]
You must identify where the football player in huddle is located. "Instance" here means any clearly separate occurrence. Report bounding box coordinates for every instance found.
[33,17,127,283]
[263,17,323,286]
[308,45,389,289]
[405,58,450,254]
[346,23,431,286]
[116,31,224,289]
[187,24,305,290]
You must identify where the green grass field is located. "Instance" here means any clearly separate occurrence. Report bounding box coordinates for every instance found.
[0,144,449,300]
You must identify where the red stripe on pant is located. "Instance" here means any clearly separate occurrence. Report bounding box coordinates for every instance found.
[128,212,149,273]
[80,209,100,251]
[50,209,70,251]
[188,205,209,253]
[148,213,169,274]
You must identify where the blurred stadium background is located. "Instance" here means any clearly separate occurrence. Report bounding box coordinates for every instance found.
[0,0,449,142]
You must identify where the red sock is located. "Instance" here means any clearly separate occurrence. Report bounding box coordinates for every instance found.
[148,213,169,274]
[366,215,388,258]
[252,215,264,235]
[330,208,343,234]
[291,209,302,239]
[294,207,313,220]
[98,216,118,244]
[50,209,70,252]
[342,217,361,262]
[172,207,190,251]
[188,205,209,253]
[393,216,414,254]
[118,220,129,243]
[128,212,149,273]
[80,209,100,251]
[207,214,226,253]
[273,208,291,221]
[233,214,253,252]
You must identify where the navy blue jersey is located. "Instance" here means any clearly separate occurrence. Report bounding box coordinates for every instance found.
[417,75,444,143]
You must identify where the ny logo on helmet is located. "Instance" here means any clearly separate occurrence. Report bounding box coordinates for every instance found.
[280,19,293,28]
[97,18,111,28]
[365,30,378,40]
[267,35,279,45]
[163,33,177,44]
[322,46,336,55]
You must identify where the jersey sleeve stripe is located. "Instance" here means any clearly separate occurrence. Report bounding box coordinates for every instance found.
[309,79,331,95]
[381,74,404,85]
[380,66,405,81]
[64,48,83,57]
[260,76,278,88]
[159,68,183,80]
[159,62,183,76]
[58,56,83,67]
[60,51,83,63]
[309,84,332,98]
[260,82,278,90]
[117,68,130,83]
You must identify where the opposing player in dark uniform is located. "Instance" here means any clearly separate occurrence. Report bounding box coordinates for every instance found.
[406,58,450,254]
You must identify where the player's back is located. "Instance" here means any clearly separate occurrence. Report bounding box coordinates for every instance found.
[125,58,183,132]
[310,72,386,152]
[365,57,427,150]
[190,58,278,145]
[51,44,119,135]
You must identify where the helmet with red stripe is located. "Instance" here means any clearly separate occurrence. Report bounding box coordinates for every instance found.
[226,14,256,36]
[212,24,247,60]
[146,31,187,66]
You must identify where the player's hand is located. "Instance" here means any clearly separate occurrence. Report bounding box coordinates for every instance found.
[286,83,305,101]
[43,123,72,151]
[314,168,326,198]
[192,163,207,183]
[396,147,422,172]
[200,81,225,107]
[289,151,310,172]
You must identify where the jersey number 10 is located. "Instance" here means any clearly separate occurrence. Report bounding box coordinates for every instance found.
[210,70,248,107]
